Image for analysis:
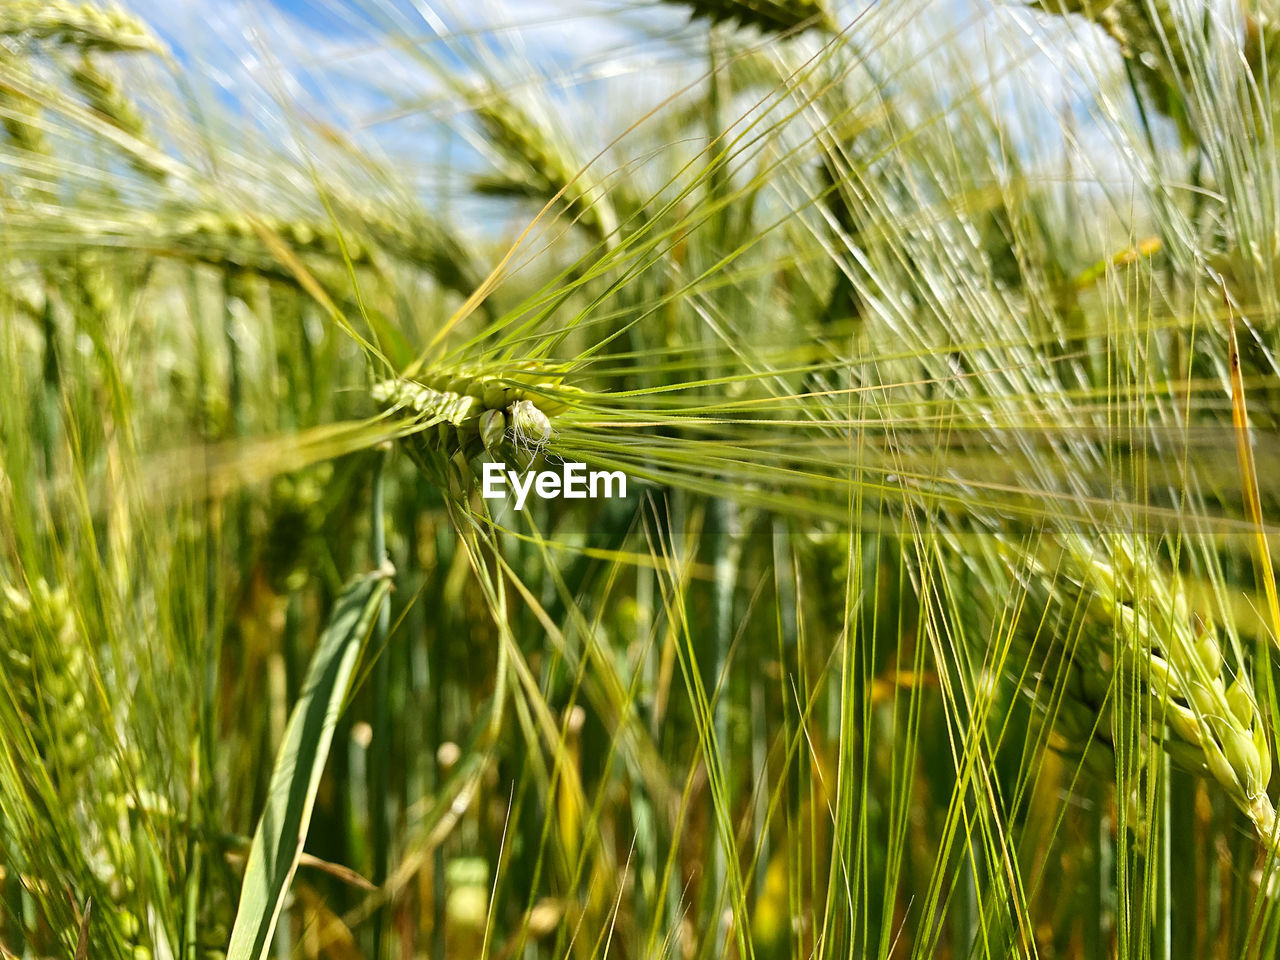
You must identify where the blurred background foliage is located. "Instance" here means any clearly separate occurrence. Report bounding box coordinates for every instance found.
[4,0,1280,958]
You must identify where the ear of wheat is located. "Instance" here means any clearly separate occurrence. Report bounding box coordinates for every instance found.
[663,0,835,36]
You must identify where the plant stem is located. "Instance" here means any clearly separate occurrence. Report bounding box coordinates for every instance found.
[369,450,391,960]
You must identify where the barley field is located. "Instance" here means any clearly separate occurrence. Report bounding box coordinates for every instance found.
[2,1,1280,958]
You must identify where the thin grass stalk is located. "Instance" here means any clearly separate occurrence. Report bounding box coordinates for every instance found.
[369,449,391,960]
[701,31,742,955]
[1083,779,1108,957]
[1169,765,1198,954]
[190,263,228,960]
[180,779,202,960]
[346,724,370,876]
[1157,751,1171,960]
[705,495,740,952]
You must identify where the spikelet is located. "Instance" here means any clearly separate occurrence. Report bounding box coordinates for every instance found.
[372,366,583,495]
[663,0,835,36]
[0,1,161,54]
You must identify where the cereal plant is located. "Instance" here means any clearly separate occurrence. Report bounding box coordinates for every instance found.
[2,1,1280,958]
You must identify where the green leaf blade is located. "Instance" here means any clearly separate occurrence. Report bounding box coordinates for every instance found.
[225,564,394,960]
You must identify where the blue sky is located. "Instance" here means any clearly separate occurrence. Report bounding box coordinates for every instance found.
[110,0,1126,231]
[264,0,371,33]
[120,0,676,141]
[111,0,713,232]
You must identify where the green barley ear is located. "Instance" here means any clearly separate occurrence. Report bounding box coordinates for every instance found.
[68,54,165,179]
[157,203,482,307]
[990,527,1279,847]
[468,86,620,242]
[0,579,93,794]
[1028,0,1237,143]
[372,367,580,496]
[0,1,162,159]
[0,47,51,156]
[70,55,144,135]
[661,0,836,36]
[328,196,485,303]
[0,1,162,55]
[1048,534,1278,847]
